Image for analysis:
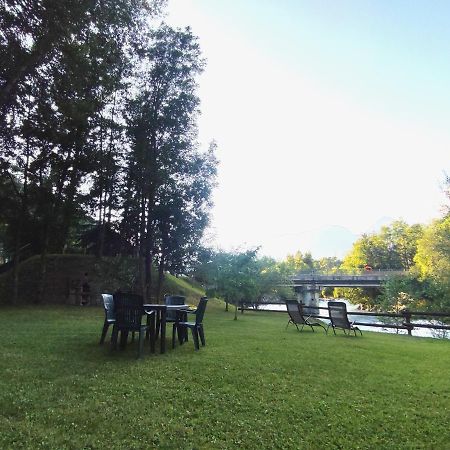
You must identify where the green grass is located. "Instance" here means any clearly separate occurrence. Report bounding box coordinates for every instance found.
[1,303,449,449]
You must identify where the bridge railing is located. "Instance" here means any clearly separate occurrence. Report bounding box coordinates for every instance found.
[237,301,450,337]
[294,269,405,275]
[293,270,405,278]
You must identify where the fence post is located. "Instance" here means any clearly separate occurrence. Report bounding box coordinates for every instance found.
[402,309,413,336]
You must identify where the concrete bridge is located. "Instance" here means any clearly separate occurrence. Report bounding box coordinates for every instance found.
[292,271,406,312]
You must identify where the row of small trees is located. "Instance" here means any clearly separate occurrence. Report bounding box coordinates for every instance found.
[0,1,217,301]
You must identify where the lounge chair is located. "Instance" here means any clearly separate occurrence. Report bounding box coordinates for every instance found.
[327,301,362,336]
[285,300,327,333]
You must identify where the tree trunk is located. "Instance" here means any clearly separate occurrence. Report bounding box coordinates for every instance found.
[139,195,147,299]
[98,220,106,258]
[144,191,156,302]
[10,137,31,304]
[145,251,153,302]
[97,100,105,258]
[156,255,165,303]
[12,243,20,305]
[139,256,146,299]
[37,252,47,304]
[37,226,49,304]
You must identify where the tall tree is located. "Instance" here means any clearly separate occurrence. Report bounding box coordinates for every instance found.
[154,142,217,299]
[122,24,207,300]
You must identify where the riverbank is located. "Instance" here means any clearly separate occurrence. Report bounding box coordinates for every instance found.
[259,299,450,339]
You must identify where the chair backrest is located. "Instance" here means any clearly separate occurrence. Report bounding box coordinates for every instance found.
[285,300,307,325]
[102,294,115,322]
[164,294,186,321]
[194,297,208,325]
[113,293,144,331]
[328,301,351,329]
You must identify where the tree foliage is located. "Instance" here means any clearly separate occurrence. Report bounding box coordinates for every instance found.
[0,2,217,303]
[342,220,423,272]
[338,217,450,310]
[413,216,450,309]
[196,248,293,317]
[121,24,215,299]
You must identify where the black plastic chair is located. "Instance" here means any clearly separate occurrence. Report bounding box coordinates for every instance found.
[111,293,155,358]
[99,294,115,344]
[172,297,208,350]
[285,300,327,333]
[164,294,186,322]
[327,301,362,336]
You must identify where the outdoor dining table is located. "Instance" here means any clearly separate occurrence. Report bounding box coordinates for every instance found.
[143,304,192,354]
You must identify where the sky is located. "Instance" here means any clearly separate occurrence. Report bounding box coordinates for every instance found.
[165,0,450,260]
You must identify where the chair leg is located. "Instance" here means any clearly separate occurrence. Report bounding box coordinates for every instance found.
[149,320,155,353]
[198,325,206,346]
[172,323,177,349]
[111,325,119,351]
[120,330,128,350]
[175,323,184,345]
[138,328,145,359]
[148,313,156,353]
[192,327,200,350]
[100,321,109,345]
[286,319,292,330]
[314,323,327,333]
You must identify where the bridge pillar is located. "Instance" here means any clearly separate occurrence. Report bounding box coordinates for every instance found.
[295,284,320,315]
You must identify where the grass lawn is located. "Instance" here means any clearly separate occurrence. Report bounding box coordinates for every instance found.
[1,301,449,449]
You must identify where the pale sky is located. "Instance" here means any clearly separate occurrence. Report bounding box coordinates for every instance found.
[165,0,450,260]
